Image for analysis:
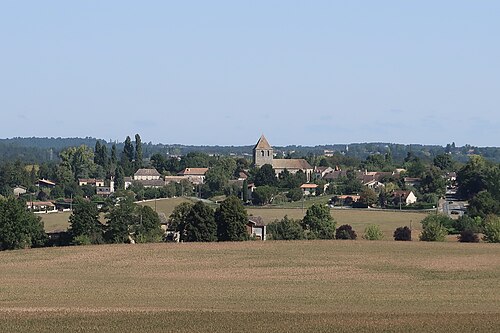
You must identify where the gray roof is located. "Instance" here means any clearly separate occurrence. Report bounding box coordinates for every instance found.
[134,168,161,177]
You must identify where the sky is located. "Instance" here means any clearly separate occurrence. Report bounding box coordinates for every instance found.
[1,1,499,147]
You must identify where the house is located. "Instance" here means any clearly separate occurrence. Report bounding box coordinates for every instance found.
[27,201,56,213]
[331,195,361,206]
[313,166,335,179]
[247,216,266,240]
[78,178,105,187]
[404,177,421,187]
[253,135,313,181]
[177,168,209,184]
[96,179,115,197]
[134,168,161,181]
[37,179,56,188]
[13,186,27,196]
[125,168,166,188]
[237,171,249,181]
[300,183,318,196]
[363,179,385,190]
[392,190,417,205]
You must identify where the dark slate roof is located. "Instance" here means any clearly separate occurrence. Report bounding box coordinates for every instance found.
[134,168,161,177]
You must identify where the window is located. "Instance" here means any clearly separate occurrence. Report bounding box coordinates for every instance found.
[261,150,264,156]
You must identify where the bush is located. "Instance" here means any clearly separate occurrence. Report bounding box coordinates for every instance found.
[453,215,483,234]
[458,230,479,243]
[301,204,336,239]
[419,219,448,242]
[393,226,411,241]
[286,188,303,202]
[335,224,357,240]
[421,214,455,234]
[482,215,500,243]
[72,235,92,246]
[363,224,383,240]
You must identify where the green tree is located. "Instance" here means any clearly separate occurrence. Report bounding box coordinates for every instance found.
[467,191,500,218]
[457,155,489,199]
[286,187,303,202]
[252,185,277,205]
[482,214,500,243]
[359,188,377,207]
[363,224,383,240]
[134,134,143,170]
[169,202,193,237]
[0,197,46,250]
[59,145,96,180]
[121,136,135,176]
[135,205,163,243]
[301,204,336,239]
[267,215,305,240]
[68,198,104,244]
[215,196,248,241]
[204,166,229,197]
[242,179,249,202]
[105,198,137,243]
[433,154,454,171]
[254,164,277,187]
[183,201,216,242]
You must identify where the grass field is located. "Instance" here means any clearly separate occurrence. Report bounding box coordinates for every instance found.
[0,241,499,332]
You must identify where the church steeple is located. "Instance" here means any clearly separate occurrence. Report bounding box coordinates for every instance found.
[253,135,273,167]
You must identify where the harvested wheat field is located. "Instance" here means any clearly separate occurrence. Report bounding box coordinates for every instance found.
[1,241,499,332]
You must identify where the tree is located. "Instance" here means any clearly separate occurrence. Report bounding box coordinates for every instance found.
[135,134,143,170]
[267,215,304,240]
[0,197,46,250]
[254,164,277,187]
[457,156,489,199]
[393,226,411,241]
[121,136,135,176]
[286,187,303,202]
[336,224,357,240]
[181,201,216,242]
[453,215,483,234]
[419,166,447,197]
[169,202,193,238]
[482,215,500,243]
[204,166,229,197]
[359,188,377,207]
[419,217,448,242]
[242,179,249,202]
[135,205,163,243]
[301,204,335,239]
[433,154,454,171]
[363,224,383,240]
[215,196,248,241]
[467,191,500,218]
[68,198,104,245]
[252,185,276,205]
[105,198,137,243]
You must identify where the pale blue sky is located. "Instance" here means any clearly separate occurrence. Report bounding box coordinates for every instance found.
[1,1,499,146]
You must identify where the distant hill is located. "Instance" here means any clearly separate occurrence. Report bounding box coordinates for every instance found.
[1,137,499,164]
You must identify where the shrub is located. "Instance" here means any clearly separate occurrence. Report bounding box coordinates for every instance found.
[286,188,303,202]
[458,230,479,243]
[301,204,336,239]
[419,219,448,242]
[421,213,455,234]
[72,235,92,246]
[453,215,483,234]
[335,224,357,240]
[393,226,411,241]
[482,215,500,243]
[363,224,383,240]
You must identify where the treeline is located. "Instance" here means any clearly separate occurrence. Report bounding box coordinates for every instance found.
[2,137,500,164]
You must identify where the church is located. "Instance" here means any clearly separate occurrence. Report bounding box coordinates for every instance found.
[253,135,313,181]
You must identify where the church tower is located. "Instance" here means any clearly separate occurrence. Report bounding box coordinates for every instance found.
[253,135,273,167]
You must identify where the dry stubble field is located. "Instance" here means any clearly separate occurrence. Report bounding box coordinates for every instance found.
[0,240,499,332]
